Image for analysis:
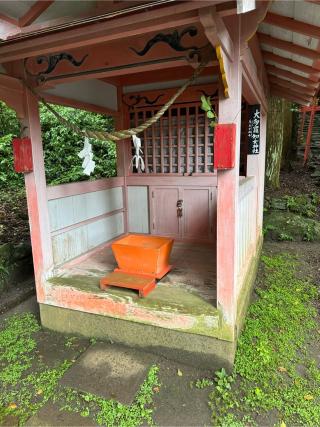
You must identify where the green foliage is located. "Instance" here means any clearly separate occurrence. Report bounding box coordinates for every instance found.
[0,313,72,425]
[200,95,218,127]
[55,364,160,427]
[0,101,20,138]
[0,101,117,189]
[207,253,320,426]
[0,313,160,426]
[0,134,24,188]
[193,378,214,389]
[264,193,320,242]
[265,194,319,219]
[278,232,294,241]
[40,104,117,185]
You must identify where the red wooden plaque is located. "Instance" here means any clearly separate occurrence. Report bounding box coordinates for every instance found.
[214,124,236,169]
[12,137,33,173]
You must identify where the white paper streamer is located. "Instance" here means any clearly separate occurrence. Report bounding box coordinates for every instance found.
[78,136,95,176]
[130,135,145,172]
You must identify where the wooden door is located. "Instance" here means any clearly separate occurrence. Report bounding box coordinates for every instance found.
[150,187,180,238]
[182,187,215,242]
[150,186,216,242]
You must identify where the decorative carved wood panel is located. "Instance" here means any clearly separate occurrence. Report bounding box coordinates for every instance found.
[129,102,216,175]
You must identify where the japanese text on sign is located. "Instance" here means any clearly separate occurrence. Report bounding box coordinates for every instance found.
[248,105,260,155]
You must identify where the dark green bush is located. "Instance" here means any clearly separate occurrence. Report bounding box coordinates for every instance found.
[0,101,117,188]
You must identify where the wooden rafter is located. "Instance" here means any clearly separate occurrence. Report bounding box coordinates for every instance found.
[19,1,54,27]
[258,32,320,61]
[263,51,320,75]
[264,12,320,39]
[268,75,315,96]
[265,64,319,87]
[270,83,312,103]
[0,13,19,27]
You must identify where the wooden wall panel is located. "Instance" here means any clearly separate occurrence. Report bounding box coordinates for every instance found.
[127,186,149,234]
[52,212,124,265]
[48,187,123,232]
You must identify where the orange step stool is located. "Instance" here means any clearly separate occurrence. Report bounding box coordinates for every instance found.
[100,271,156,298]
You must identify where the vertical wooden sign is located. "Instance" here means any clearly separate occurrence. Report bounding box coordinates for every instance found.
[248,104,260,155]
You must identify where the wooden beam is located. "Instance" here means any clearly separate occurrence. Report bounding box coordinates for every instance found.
[0,13,19,27]
[263,51,320,75]
[115,65,219,86]
[19,1,54,27]
[241,1,271,43]
[258,32,320,61]
[241,46,267,111]
[199,7,234,61]
[215,1,237,17]
[264,11,320,39]
[38,93,120,117]
[0,2,216,63]
[270,84,312,103]
[268,75,316,96]
[265,63,319,87]
[248,34,269,94]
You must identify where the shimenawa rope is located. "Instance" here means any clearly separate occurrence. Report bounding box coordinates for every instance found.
[23,61,207,142]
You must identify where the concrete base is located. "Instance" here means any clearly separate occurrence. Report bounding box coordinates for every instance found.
[40,303,236,371]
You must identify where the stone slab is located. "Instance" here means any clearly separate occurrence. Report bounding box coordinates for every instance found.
[153,359,213,427]
[60,342,158,405]
[25,402,96,426]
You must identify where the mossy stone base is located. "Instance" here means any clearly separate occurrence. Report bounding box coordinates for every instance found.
[264,211,320,242]
[40,303,236,371]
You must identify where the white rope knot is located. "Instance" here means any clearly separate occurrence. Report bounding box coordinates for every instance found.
[130,135,145,172]
[78,136,96,175]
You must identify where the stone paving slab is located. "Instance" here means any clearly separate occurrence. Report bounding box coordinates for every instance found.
[25,402,97,426]
[33,331,90,368]
[153,358,213,427]
[60,342,158,405]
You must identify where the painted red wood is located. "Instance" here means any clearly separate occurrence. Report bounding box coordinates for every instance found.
[129,100,218,175]
[214,124,236,169]
[150,185,215,242]
[150,187,180,238]
[12,137,33,173]
[182,188,213,241]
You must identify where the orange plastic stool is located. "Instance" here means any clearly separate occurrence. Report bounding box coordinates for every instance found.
[100,271,156,298]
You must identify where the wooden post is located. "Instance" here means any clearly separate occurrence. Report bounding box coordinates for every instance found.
[216,17,242,327]
[115,85,130,233]
[21,88,54,302]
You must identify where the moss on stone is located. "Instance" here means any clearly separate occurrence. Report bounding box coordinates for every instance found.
[264,211,320,242]
[47,274,222,339]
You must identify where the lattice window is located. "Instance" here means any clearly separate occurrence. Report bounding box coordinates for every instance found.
[129,102,216,174]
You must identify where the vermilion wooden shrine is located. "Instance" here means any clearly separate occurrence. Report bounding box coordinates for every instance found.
[1,0,319,369]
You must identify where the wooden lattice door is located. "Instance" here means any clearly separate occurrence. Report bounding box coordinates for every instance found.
[129,102,216,175]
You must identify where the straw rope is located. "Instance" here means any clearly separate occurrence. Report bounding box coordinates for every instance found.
[24,61,207,142]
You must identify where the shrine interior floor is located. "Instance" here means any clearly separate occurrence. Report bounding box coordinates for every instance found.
[50,240,217,307]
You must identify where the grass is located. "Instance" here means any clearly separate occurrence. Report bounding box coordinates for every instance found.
[0,313,160,426]
[207,253,320,426]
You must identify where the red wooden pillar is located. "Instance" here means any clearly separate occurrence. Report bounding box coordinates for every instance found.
[20,89,54,302]
[115,85,130,233]
[215,19,242,328]
[304,108,315,166]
